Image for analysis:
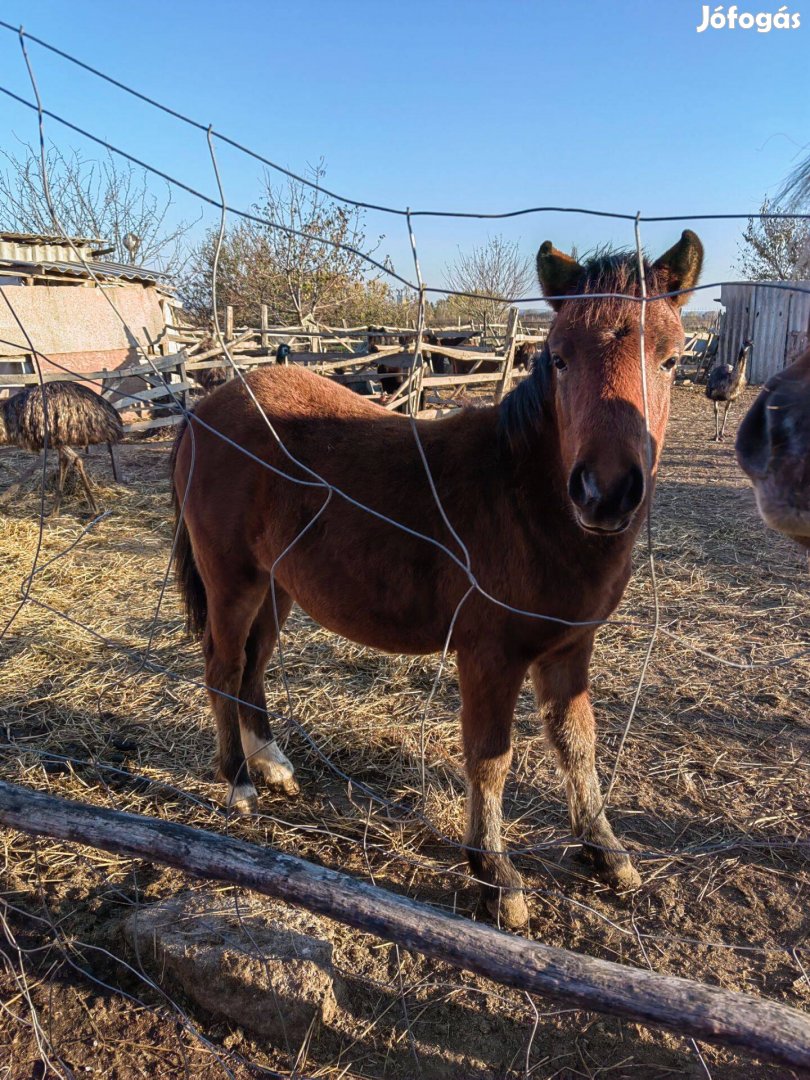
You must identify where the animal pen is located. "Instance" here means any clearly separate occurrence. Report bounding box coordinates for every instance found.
[0,21,809,1080]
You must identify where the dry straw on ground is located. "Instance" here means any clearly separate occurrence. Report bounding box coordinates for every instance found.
[0,385,808,1079]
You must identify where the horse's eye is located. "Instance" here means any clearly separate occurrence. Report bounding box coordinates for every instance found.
[552,353,567,372]
[661,355,678,373]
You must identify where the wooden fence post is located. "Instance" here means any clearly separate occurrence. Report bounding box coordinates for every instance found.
[260,304,269,352]
[177,352,189,414]
[223,306,235,381]
[410,353,425,416]
[495,307,520,403]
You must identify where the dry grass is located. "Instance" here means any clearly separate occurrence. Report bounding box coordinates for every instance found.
[0,385,808,1079]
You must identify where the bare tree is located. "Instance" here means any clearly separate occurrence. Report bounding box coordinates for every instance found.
[257,162,384,326]
[183,162,389,328]
[0,143,198,276]
[444,236,535,325]
[737,197,810,281]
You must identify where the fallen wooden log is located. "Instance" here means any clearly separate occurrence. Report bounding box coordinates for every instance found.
[0,781,807,1069]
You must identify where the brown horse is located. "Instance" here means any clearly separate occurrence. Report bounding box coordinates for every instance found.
[171,231,703,928]
[736,346,810,547]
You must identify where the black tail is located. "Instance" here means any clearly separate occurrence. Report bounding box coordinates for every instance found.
[170,418,208,638]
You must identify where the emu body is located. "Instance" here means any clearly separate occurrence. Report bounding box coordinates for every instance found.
[0,381,123,515]
[706,339,753,441]
[172,232,703,927]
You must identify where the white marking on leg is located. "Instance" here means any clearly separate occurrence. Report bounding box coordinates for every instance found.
[240,727,295,785]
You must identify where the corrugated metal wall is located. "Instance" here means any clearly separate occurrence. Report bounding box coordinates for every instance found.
[718,282,810,383]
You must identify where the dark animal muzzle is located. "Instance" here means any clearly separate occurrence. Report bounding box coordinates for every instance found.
[568,462,645,534]
[735,390,773,479]
[734,384,803,477]
[736,384,810,544]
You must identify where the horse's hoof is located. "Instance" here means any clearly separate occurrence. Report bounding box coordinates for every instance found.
[484,890,529,930]
[579,844,641,891]
[255,764,300,797]
[227,783,259,816]
[598,859,642,891]
[612,861,642,890]
[281,776,301,797]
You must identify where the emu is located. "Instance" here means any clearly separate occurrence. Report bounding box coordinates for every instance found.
[706,338,753,441]
[0,381,123,515]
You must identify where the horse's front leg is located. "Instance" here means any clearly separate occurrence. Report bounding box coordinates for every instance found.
[531,643,641,891]
[458,651,530,929]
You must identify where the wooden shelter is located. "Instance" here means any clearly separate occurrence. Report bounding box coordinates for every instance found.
[718,281,810,383]
[0,232,180,387]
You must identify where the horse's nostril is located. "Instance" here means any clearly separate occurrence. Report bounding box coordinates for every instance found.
[618,465,645,514]
[569,461,645,527]
[735,393,772,477]
[568,464,599,509]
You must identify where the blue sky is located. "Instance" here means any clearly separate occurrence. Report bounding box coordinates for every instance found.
[0,0,808,308]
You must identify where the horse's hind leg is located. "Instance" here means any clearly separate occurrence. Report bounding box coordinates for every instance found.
[531,644,641,891]
[237,584,299,796]
[203,575,267,815]
[458,650,530,930]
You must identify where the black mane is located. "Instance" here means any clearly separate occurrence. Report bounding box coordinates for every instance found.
[499,346,554,454]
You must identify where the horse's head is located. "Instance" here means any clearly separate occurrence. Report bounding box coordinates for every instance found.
[735,348,810,548]
[537,231,703,534]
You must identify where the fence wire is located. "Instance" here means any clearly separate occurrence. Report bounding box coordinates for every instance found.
[0,22,808,1080]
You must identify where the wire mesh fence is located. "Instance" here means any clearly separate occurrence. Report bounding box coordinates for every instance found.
[0,21,808,1080]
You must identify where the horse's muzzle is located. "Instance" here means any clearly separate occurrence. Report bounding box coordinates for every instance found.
[735,390,772,479]
[736,390,810,545]
[568,462,645,534]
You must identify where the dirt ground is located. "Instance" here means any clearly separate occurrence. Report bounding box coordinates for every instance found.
[0,384,808,1080]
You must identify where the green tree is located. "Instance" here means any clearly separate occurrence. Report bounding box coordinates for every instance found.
[182,163,388,328]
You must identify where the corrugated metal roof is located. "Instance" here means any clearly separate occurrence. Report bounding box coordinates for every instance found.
[0,257,173,288]
[0,232,107,245]
[0,234,115,264]
[0,233,115,264]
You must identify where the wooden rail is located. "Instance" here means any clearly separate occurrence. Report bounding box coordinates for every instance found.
[0,310,542,432]
[0,781,808,1070]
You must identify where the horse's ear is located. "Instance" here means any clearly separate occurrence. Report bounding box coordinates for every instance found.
[536,241,583,310]
[653,230,703,306]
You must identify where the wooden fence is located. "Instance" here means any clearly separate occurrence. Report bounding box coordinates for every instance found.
[0,308,546,434]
